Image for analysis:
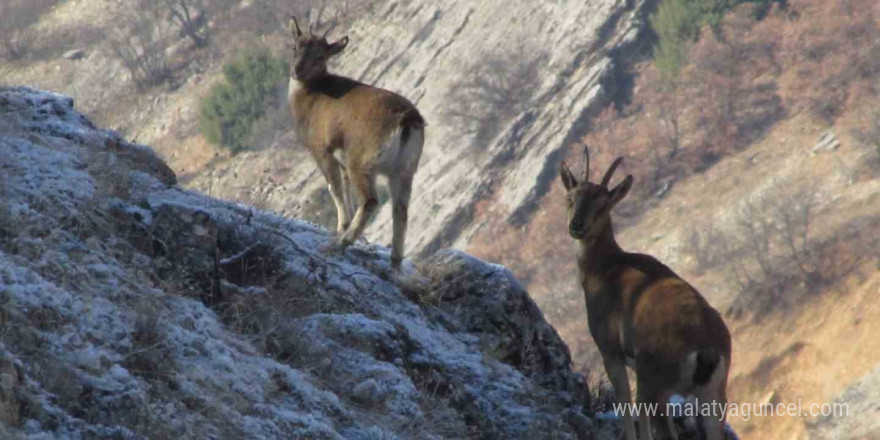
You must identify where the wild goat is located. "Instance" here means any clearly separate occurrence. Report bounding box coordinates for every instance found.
[560,148,731,440]
[287,17,425,269]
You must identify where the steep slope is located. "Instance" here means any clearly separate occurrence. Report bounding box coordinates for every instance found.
[176,0,656,258]
[9,1,879,438]
[2,0,657,260]
[620,114,880,439]
[0,87,610,438]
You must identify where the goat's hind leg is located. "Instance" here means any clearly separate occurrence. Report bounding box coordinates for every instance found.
[694,363,729,440]
[387,174,413,270]
[387,124,423,270]
[336,169,378,250]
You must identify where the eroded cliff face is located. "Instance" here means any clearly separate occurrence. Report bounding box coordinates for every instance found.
[191,0,654,259]
[0,87,613,439]
[356,0,653,256]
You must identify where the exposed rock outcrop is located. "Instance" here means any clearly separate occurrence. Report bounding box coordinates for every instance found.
[0,87,619,439]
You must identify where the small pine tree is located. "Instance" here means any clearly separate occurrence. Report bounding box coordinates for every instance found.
[200,48,287,153]
[651,0,698,77]
[650,0,784,77]
[696,0,741,31]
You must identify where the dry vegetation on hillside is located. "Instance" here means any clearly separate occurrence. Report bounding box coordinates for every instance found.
[586,0,880,203]
[468,0,880,370]
[0,0,63,61]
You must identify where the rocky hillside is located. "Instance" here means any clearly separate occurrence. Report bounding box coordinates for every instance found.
[1,0,661,368]
[5,1,880,439]
[1,0,657,258]
[0,87,611,439]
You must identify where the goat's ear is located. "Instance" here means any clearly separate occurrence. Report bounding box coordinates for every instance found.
[328,36,349,56]
[560,161,578,191]
[609,175,633,205]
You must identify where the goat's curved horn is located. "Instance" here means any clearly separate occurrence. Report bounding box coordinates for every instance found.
[289,16,302,37]
[322,28,331,40]
[583,146,591,181]
[601,157,624,188]
[308,23,315,37]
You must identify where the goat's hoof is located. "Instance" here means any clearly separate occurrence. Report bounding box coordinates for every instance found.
[391,257,403,271]
[321,240,345,255]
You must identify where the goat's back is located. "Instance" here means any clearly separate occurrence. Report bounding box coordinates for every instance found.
[289,75,424,156]
[609,254,732,362]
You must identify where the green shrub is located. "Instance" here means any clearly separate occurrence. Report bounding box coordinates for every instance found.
[650,0,784,76]
[651,0,699,77]
[200,48,287,153]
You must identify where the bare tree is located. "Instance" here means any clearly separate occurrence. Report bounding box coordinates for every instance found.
[308,0,375,30]
[107,2,173,89]
[656,76,684,158]
[161,0,210,48]
[771,185,818,278]
[685,222,724,273]
[1,27,34,60]
[851,108,880,172]
[248,0,374,35]
[735,197,776,279]
[0,0,57,60]
[712,180,822,314]
[447,47,547,158]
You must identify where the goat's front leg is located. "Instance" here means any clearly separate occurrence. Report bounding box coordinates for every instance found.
[635,373,665,440]
[605,357,638,440]
[695,358,729,440]
[317,153,351,234]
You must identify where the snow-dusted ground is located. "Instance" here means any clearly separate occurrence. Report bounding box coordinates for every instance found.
[0,87,612,439]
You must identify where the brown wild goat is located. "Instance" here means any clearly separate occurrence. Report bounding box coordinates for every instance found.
[560,148,731,440]
[287,17,425,269]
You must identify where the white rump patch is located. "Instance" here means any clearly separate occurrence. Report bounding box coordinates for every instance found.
[375,126,424,177]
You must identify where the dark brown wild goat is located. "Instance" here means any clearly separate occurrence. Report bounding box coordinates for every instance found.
[560,148,731,440]
[287,17,425,269]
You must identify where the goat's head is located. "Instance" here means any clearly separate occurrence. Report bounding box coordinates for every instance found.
[288,16,349,82]
[559,147,633,242]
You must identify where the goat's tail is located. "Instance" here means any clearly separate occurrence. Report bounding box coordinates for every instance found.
[400,109,426,146]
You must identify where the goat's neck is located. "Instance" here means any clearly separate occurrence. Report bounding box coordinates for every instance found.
[288,77,304,102]
[577,221,623,279]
